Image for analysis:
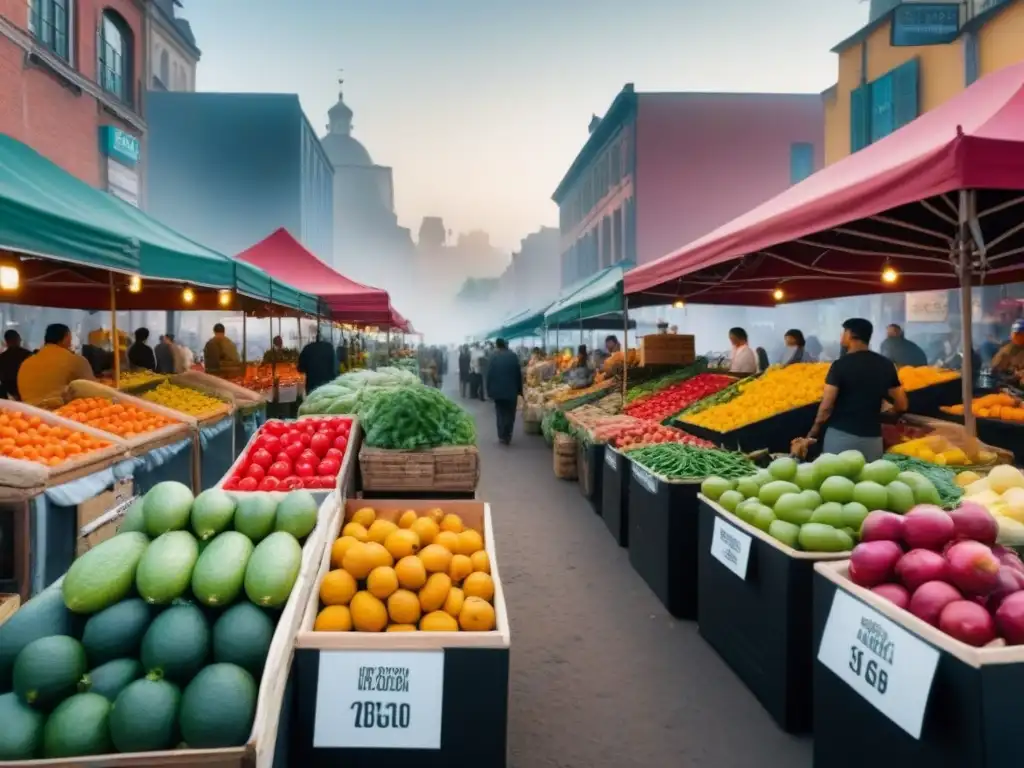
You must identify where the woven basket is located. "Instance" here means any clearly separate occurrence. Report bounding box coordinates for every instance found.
[359,445,480,492]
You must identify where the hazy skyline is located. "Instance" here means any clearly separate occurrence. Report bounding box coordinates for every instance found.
[190,0,868,251]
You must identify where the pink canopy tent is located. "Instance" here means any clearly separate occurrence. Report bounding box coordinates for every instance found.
[624,60,1024,307]
[236,228,407,327]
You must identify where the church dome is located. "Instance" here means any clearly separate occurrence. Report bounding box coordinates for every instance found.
[321,81,373,167]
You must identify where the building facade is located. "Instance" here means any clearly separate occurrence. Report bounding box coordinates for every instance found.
[146,0,199,92]
[509,226,560,310]
[823,0,1022,166]
[0,0,146,200]
[552,86,824,288]
[145,92,333,260]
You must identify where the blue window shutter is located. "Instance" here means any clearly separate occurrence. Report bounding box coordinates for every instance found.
[965,34,979,86]
[850,84,871,152]
[870,72,895,142]
[893,58,920,130]
[790,143,814,184]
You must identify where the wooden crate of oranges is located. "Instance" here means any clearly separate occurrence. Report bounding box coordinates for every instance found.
[296,499,509,648]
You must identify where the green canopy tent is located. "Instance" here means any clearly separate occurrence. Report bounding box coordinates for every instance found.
[543,262,633,329]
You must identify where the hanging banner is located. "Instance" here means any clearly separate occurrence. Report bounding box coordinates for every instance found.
[905,291,949,323]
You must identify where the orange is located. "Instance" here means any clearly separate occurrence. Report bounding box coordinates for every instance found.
[331,536,360,568]
[387,589,422,624]
[440,513,464,533]
[455,529,483,556]
[458,596,496,631]
[366,566,399,600]
[350,592,388,632]
[448,554,473,584]
[470,550,490,574]
[418,573,451,613]
[314,605,352,631]
[320,569,358,606]
[462,572,495,602]
[384,529,421,559]
[418,544,453,574]
[420,611,458,631]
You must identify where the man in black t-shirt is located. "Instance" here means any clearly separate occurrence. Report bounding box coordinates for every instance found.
[792,318,908,462]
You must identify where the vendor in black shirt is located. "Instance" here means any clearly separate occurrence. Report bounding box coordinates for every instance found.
[127,327,157,372]
[792,318,908,462]
[0,330,33,400]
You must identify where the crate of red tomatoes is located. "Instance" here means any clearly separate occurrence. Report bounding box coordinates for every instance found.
[624,373,737,424]
[612,421,715,452]
[218,416,359,498]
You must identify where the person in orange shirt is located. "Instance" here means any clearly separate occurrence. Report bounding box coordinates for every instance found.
[18,324,95,406]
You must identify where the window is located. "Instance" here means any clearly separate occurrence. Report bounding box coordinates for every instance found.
[849,58,919,153]
[870,72,895,142]
[98,10,132,103]
[159,48,169,85]
[790,143,815,184]
[30,0,71,61]
[610,139,621,182]
[964,33,979,86]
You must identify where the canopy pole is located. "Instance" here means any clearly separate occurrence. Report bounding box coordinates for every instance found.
[109,273,120,386]
[269,315,276,386]
[958,189,976,440]
[242,313,248,368]
[622,296,629,400]
[297,316,303,348]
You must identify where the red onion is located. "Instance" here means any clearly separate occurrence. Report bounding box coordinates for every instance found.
[938,600,997,647]
[902,506,955,551]
[909,581,963,626]
[995,591,1024,644]
[860,511,905,543]
[945,540,1001,596]
[849,540,903,588]
[948,502,998,546]
[871,583,910,609]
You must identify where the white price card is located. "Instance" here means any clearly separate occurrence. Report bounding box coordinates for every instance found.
[632,463,658,494]
[818,590,939,739]
[710,515,751,579]
[314,650,445,749]
[605,448,617,469]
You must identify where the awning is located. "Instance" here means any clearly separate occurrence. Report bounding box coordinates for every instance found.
[624,61,1024,306]
[487,305,552,340]
[544,262,632,326]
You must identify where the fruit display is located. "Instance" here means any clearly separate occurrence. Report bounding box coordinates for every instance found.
[261,348,299,365]
[297,366,421,417]
[704,451,945,553]
[223,417,353,492]
[0,482,320,759]
[54,397,177,440]
[942,391,1024,422]
[955,464,1024,544]
[360,387,476,450]
[139,381,228,418]
[315,506,497,633]
[624,373,735,423]
[629,442,754,479]
[594,391,623,414]
[601,348,638,373]
[0,408,114,468]
[623,359,709,404]
[898,365,959,391]
[612,422,715,451]
[844,500,1024,648]
[680,363,830,432]
[882,421,934,449]
[887,432,998,466]
[548,380,615,404]
[881,454,964,507]
[116,370,166,388]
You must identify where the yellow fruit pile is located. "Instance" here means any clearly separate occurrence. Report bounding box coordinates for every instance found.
[315,507,497,633]
[139,381,226,417]
[888,434,996,466]
[898,366,959,391]
[119,370,166,388]
[680,362,830,432]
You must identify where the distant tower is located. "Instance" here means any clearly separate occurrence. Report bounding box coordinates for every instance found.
[419,217,446,249]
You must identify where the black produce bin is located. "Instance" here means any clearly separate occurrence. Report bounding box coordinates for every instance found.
[628,464,700,619]
[932,410,1023,463]
[697,497,846,733]
[812,561,1023,768]
[601,446,629,546]
[577,442,603,515]
[673,402,817,454]
[291,646,510,767]
[905,379,963,417]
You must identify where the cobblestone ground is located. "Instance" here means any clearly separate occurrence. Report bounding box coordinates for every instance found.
[453,386,811,768]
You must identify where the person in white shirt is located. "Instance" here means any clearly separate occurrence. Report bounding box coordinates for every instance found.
[470,345,486,399]
[729,327,758,374]
[172,338,194,373]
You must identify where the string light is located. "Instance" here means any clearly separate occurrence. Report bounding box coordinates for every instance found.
[182,287,195,304]
[0,266,19,292]
[881,265,899,284]
[672,300,685,309]
[218,289,232,307]
[773,287,785,301]
[128,275,142,293]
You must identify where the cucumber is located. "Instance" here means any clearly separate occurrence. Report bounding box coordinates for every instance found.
[142,481,195,537]
[179,663,257,748]
[140,603,210,684]
[192,531,254,606]
[213,602,276,677]
[81,597,154,665]
[42,692,112,758]
[233,493,278,542]
[62,532,149,614]
[136,530,199,604]
[274,490,318,539]
[244,531,302,608]
[84,658,143,701]
[0,578,84,690]
[109,674,181,752]
[191,488,237,540]
[0,691,45,759]
[13,635,88,710]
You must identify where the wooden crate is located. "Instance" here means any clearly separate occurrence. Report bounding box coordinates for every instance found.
[639,334,695,367]
[359,445,479,493]
[0,592,19,627]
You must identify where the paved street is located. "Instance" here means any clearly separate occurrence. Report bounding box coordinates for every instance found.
[458,390,811,768]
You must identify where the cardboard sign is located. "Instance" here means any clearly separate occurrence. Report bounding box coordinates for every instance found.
[605,448,617,469]
[710,516,751,579]
[314,650,445,749]
[631,463,658,494]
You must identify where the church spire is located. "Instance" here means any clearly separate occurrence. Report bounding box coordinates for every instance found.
[327,68,353,135]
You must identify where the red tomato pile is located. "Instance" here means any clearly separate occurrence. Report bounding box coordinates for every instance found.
[223,417,352,492]
[612,422,715,451]
[624,374,735,423]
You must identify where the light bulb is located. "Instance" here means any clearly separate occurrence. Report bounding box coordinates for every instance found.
[672,300,685,309]
[182,287,195,304]
[773,287,785,301]
[128,274,142,293]
[218,289,232,307]
[882,266,899,284]
[0,266,19,291]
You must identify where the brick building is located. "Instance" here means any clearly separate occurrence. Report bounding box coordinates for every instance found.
[0,0,146,202]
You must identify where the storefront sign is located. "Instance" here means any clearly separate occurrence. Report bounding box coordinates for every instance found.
[605,448,617,470]
[631,463,657,494]
[710,516,751,579]
[891,3,960,46]
[818,589,939,739]
[314,650,444,749]
[99,126,140,166]
[905,291,949,323]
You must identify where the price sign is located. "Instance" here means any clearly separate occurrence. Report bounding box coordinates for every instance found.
[710,516,751,579]
[818,590,939,739]
[605,448,617,470]
[314,650,445,749]
[632,463,658,494]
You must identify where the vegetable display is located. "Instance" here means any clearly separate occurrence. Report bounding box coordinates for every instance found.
[223,417,352,492]
[955,464,1024,544]
[315,506,496,633]
[942,391,1024,422]
[628,443,755,480]
[624,359,708,404]
[541,409,571,442]
[679,363,830,432]
[881,454,963,508]
[361,387,475,450]
[0,482,318,759]
[297,367,422,417]
[845,500,1024,648]
[624,373,735,423]
[612,422,714,451]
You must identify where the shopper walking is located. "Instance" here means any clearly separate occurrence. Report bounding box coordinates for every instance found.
[458,345,471,398]
[298,332,339,395]
[471,344,486,400]
[486,338,523,445]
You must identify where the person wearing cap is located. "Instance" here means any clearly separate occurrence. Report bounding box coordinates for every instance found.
[991,319,1024,375]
